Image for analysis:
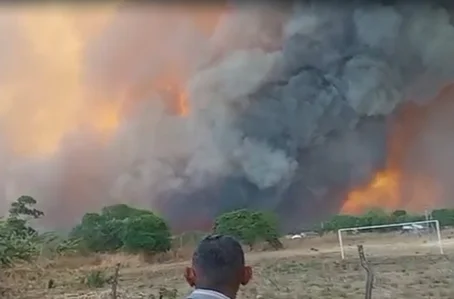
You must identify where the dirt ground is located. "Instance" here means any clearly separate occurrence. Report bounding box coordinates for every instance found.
[3,230,454,299]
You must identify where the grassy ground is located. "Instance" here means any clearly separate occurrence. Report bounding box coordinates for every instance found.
[2,231,454,299]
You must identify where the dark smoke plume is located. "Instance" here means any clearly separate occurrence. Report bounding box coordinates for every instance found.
[157,1,454,231]
[2,1,454,232]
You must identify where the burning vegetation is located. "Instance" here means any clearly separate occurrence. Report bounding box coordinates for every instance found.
[342,84,454,214]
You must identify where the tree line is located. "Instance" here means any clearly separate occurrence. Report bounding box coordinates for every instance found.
[316,208,454,232]
[2,195,454,267]
[0,196,281,267]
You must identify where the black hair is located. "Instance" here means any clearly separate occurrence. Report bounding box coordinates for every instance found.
[192,234,245,288]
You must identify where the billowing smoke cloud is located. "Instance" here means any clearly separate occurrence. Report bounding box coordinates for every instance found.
[1,1,454,232]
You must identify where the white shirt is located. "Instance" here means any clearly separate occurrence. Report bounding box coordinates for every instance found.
[187,289,231,299]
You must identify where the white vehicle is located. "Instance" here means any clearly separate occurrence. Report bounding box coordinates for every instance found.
[401,223,424,236]
[285,231,320,240]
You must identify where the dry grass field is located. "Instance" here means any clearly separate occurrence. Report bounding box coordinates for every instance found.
[3,230,454,299]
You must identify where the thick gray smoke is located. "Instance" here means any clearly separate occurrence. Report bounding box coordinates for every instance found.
[156,1,454,230]
[2,1,454,231]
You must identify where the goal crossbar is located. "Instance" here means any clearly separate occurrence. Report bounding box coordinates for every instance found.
[337,220,443,259]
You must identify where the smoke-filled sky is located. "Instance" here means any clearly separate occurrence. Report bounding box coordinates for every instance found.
[1,1,454,231]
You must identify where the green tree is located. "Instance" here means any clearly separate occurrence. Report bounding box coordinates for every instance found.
[391,209,407,218]
[396,213,425,224]
[71,204,171,253]
[71,213,125,252]
[101,204,151,220]
[432,209,454,227]
[0,196,43,267]
[358,208,391,228]
[0,227,39,267]
[6,195,44,237]
[321,209,430,233]
[121,214,172,253]
[323,215,360,231]
[8,195,44,219]
[213,209,282,250]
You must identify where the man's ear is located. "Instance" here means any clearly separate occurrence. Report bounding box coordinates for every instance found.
[184,267,196,287]
[240,265,252,286]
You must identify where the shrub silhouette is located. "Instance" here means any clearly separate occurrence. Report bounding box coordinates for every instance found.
[214,209,282,250]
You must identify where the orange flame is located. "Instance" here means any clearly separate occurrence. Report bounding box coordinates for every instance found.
[177,89,189,117]
[341,169,443,215]
[341,171,401,214]
[341,85,454,214]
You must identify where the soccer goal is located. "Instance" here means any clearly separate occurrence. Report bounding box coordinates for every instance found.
[337,220,443,259]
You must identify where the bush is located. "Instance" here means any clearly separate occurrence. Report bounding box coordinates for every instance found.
[391,209,407,218]
[358,209,391,228]
[70,213,123,252]
[83,270,108,288]
[37,232,82,257]
[322,215,360,231]
[0,196,43,267]
[0,227,39,267]
[432,209,454,227]
[101,204,152,220]
[0,196,79,266]
[121,214,172,253]
[71,204,171,254]
[213,209,282,250]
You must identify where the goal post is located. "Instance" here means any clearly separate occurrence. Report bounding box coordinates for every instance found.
[337,220,443,259]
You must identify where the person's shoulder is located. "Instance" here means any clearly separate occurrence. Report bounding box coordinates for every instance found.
[184,290,198,299]
[185,292,205,299]
[185,290,230,299]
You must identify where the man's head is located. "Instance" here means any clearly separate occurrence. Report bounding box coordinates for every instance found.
[184,234,252,294]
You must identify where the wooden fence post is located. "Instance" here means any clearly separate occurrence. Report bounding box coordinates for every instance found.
[111,263,121,299]
[357,245,374,299]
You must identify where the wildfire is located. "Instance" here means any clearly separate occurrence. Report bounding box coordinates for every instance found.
[341,168,443,215]
[342,85,454,214]
[341,171,401,214]
[0,4,225,158]
[0,5,121,157]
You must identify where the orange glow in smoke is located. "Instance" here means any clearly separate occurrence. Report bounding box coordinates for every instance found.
[117,4,227,117]
[341,169,443,215]
[341,85,454,214]
[177,90,189,116]
[341,171,401,214]
[152,72,191,117]
[0,5,121,157]
[0,4,225,158]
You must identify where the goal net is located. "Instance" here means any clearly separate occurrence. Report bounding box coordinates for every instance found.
[337,220,443,259]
